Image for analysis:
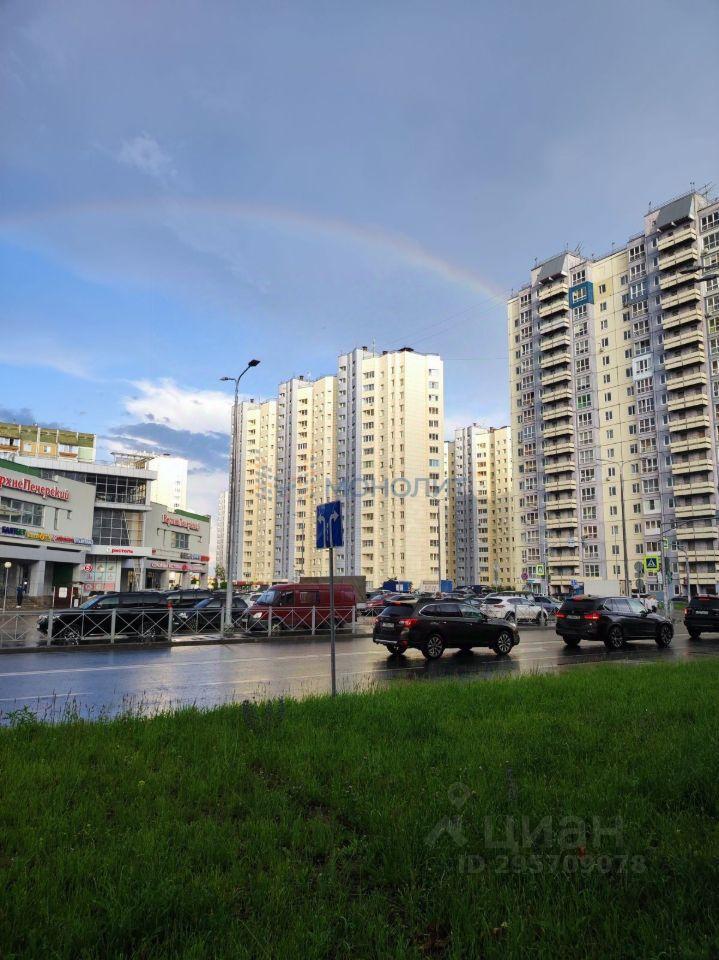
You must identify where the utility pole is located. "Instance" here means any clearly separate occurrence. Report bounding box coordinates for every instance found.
[220,360,260,634]
[619,470,630,596]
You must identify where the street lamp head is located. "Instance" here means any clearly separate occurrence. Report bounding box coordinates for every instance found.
[3,562,11,569]
[248,359,260,368]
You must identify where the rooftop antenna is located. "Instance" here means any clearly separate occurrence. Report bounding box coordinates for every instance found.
[690,180,695,192]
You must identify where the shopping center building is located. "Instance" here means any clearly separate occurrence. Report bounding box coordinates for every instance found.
[0,421,211,603]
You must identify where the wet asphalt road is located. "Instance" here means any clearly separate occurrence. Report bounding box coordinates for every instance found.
[1,622,718,721]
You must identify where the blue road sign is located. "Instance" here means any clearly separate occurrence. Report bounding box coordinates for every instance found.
[316,501,343,549]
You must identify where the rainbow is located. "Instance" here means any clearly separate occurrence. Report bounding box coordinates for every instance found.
[0,197,507,304]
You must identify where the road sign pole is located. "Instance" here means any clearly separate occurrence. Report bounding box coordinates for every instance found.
[329,544,336,697]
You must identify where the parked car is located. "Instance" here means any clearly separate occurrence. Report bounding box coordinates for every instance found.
[533,595,560,615]
[174,595,248,633]
[631,592,659,612]
[163,588,214,609]
[555,595,673,649]
[362,591,416,616]
[372,599,519,659]
[684,594,719,638]
[240,582,358,633]
[479,594,548,624]
[37,591,169,645]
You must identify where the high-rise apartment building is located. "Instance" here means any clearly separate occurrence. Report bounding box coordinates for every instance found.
[450,424,517,588]
[146,455,188,512]
[335,346,444,589]
[508,188,719,597]
[274,375,337,581]
[216,489,229,572]
[233,398,278,584]
[443,440,456,585]
[228,346,443,589]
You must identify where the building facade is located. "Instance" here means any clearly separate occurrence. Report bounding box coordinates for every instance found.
[228,346,444,590]
[450,425,517,588]
[0,421,211,599]
[216,489,229,574]
[146,455,188,512]
[508,188,719,597]
[0,422,96,463]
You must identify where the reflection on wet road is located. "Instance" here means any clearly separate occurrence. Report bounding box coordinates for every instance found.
[0,626,717,720]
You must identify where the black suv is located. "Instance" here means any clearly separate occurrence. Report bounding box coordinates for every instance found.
[372,600,519,659]
[684,595,719,638]
[37,592,169,645]
[174,595,248,633]
[555,595,673,650]
[163,588,214,609]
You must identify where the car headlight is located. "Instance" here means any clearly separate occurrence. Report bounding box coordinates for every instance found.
[252,612,263,619]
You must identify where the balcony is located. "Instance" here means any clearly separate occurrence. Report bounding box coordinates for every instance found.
[540,367,572,388]
[538,280,569,301]
[671,435,712,454]
[662,305,704,331]
[676,524,718,541]
[546,496,577,510]
[666,390,709,413]
[669,413,711,434]
[539,315,571,336]
[543,402,574,422]
[674,501,716,520]
[540,350,571,371]
[657,225,698,251]
[672,457,714,476]
[664,345,706,371]
[539,332,571,353]
[543,440,575,458]
[663,325,704,350]
[544,459,575,477]
[658,246,698,271]
[546,516,578,530]
[545,477,577,493]
[661,286,701,311]
[673,477,715,497]
[542,421,574,440]
[665,370,708,393]
[659,270,700,292]
[538,298,569,320]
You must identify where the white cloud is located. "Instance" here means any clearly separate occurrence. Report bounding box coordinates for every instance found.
[123,378,237,434]
[117,133,176,181]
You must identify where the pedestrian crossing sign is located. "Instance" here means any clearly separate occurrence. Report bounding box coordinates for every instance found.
[536,563,545,577]
[643,555,660,574]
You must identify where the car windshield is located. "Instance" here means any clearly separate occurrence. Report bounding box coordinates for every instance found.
[561,598,600,612]
[255,589,281,605]
[79,596,102,609]
[380,604,415,617]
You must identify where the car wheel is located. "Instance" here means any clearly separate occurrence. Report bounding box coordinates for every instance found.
[141,625,160,643]
[492,630,514,657]
[269,620,286,635]
[656,624,673,648]
[688,631,701,640]
[563,635,581,648]
[386,642,404,656]
[604,625,624,651]
[504,612,516,624]
[59,626,81,646]
[422,633,444,660]
[535,611,547,625]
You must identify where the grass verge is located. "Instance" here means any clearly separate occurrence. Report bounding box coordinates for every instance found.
[1,660,718,959]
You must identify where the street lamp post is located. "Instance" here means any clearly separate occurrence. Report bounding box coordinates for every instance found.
[220,360,261,633]
[2,561,11,613]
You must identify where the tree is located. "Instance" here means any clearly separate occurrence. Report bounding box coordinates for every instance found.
[215,564,226,582]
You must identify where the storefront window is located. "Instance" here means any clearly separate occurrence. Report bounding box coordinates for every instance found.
[0,495,44,527]
[92,508,143,545]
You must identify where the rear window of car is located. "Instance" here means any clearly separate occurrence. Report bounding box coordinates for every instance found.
[380,604,415,618]
[560,598,602,613]
[689,596,719,610]
[483,596,503,604]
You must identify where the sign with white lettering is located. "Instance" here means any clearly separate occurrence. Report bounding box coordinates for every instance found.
[0,474,70,501]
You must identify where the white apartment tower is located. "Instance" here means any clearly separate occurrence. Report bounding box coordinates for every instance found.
[147,455,188,512]
[216,489,229,572]
[509,188,719,597]
[335,346,444,588]
[452,425,516,588]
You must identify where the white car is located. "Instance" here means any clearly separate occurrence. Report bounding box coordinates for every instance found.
[479,594,548,624]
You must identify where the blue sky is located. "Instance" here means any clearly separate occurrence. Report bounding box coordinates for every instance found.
[2,0,718,521]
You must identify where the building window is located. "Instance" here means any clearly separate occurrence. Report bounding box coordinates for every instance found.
[172,532,190,550]
[92,508,143,546]
[0,495,44,527]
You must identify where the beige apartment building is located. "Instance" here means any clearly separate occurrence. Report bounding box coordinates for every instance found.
[229,347,444,590]
[449,424,517,588]
[335,347,444,590]
[443,440,457,585]
[233,398,278,584]
[509,188,719,597]
[274,375,337,581]
[0,423,95,462]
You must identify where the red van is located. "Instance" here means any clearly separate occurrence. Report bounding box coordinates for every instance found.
[240,582,358,633]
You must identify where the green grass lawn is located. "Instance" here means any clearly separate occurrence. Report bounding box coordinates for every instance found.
[1,661,718,959]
